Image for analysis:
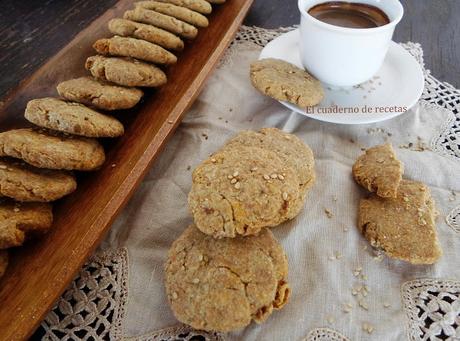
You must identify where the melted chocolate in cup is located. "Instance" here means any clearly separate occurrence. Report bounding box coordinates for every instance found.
[308,1,390,29]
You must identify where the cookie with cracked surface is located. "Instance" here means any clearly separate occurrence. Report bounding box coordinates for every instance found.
[0,129,105,171]
[353,143,404,198]
[124,7,198,39]
[134,1,208,27]
[165,225,290,332]
[86,55,167,88]
[225,128,315,189]
[0,250,8,278]
[0,158,76,202]
[25,97,124,138]
[57,77,143,111]
[358,180,442,264]
[137,0,212,15]
[189,145,301,238]
[93,35,177,65]
[108,19,184,51]
[250,58,324,108]
[0,200,53,249]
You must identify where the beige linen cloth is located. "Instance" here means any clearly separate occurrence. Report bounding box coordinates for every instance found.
[38,27,460,341]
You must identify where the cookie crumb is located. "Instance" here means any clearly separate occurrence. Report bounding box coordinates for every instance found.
[324,209,333,219]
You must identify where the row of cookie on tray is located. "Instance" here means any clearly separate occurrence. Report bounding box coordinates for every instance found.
[164,128,317,332]
[0,0,226,279]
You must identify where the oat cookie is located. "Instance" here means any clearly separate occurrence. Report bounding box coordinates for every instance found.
[0,129,105,171]
[93,35,177,65]
[0,200,53,249]
[353,143,403,198]
[57,77,143,111]
[124,7,198,39]
[135,1,209,27]
[137,0,212,15]
[0,251,8,279]
[165,225,290,332]
[25,97,124,138]
[225,128,315,189]
[86,55,167,88]
[189,145,301,238]
[108,18,184,51]
[358,180,442,264]
[0,158,76,202]
[250,58,324,108]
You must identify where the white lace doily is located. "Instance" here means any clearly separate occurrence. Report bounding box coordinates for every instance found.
[32,25,460,341]
[402,279,460,341]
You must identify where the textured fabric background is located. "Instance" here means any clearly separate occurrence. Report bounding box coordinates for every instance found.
[97,36,460,340]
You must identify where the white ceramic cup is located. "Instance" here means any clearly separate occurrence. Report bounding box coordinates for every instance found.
[298,0,404,87]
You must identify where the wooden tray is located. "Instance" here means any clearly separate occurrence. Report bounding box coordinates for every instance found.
[0,0,253,339]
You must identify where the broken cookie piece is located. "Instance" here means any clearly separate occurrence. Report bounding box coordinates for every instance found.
[358,179,442,264]
[353,143,403,198]
[165,225,290,332]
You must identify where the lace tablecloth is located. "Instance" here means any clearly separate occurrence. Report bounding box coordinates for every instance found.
[34,26,460,341]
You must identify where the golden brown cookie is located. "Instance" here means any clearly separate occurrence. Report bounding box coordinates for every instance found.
[250,58,324,108]
[0,250,8,279]
[93,35,177,65]
[86,55,167,88]
[0,200,53,249]
[0,129,105,171]
[188,145,301,238]
[137,0,212,15]
[135,1,209,27]
[25,97,124,138]
[108,18,184,51]
[353,143,404,198]
[124,7,198,39]
[0,158,76,202]
[225,128,315,189]
[165,225,290,332]
[358,180,442,264]
[57,77,143,111]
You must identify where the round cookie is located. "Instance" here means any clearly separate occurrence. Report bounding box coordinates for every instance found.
[137,0,212,15]
[0,250,8,279]
[124,7,198,40]
[0,158,76,202]
[57,77,143,111]
[224,128,315,188]
[93,36,177,65]
[165,225,290,332]
[25,97,125,138]
[188,145,301,238]
[108,19,184,51]
[134,1,209,27]
[250,58,324,108]
[0,129,105,171]
[86,55,167,88]
[0,200,53,249]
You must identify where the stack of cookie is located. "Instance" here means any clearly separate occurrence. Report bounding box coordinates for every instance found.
[352,143,442,264]
[0,0,226,279]
[165,128,316,332]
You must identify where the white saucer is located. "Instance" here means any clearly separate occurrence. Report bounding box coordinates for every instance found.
[259,29,424,125]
